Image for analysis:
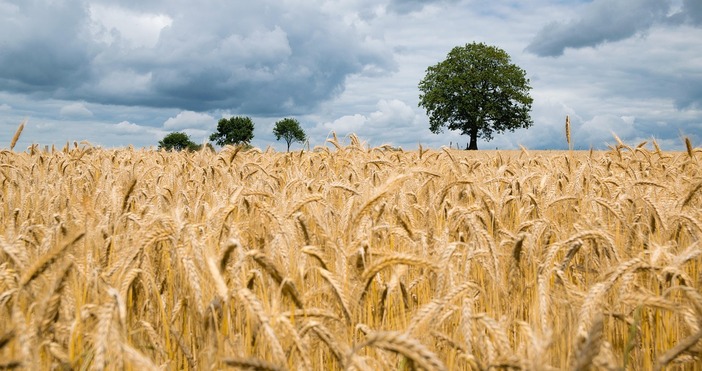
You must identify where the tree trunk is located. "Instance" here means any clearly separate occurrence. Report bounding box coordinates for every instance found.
[286,140,291,152]
[467,126,478,150]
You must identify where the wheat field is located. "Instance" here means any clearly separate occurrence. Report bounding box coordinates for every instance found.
[1,134,701,370]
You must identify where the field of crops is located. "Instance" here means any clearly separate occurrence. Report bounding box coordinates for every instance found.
[1,135,701,370]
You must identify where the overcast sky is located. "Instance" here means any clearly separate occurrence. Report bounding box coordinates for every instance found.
[1,0,701,151]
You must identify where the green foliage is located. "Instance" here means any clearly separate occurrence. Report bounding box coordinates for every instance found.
[418,42,533,150]
[158,132,199,151]
[209,116,255,146]
[273,118,307,152]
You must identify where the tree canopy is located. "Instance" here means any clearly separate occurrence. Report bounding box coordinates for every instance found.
[273,118,307,152]
[418,42,533,150]
[209,116,255,146]
[158,132,199,151]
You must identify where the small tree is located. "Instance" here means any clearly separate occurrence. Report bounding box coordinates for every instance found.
[158,132,199,151]
[209,116,255,146]
[418,42,533,150]
[273,118,307,152]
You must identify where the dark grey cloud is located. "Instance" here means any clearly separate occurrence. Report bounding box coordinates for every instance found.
[0,1,95,92]
[526,0,670,57]
[673,76,702,109]
[668,0,702,25]
[0,0,396,116]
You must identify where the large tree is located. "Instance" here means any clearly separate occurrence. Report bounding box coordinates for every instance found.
[418,42,533,150]
[273,118,307,152]
[158,132,199,151]
[210,116,255,146]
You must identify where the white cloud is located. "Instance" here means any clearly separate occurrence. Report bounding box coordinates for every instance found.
[59,102,93,118]
[323,99,421,137]
[0,103,10,111]
[113,121,147,135]
[369,99,418,126]
[89,4,172,48]
[324,114,368,134]
[163,111,216,130]
[311,99,435,149]
[574,114,637,147]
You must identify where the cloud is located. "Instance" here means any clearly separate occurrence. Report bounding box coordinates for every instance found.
[386,0,458,14]
[320,99,426,146]
[60,102,93,118]
[574,114,636,147]
[672,74,702,109]
[324,99,419,134]
[89,3,172,48]
[163,111,216,131]
[526,0,670,56]
[668,0,702,26]
[324,114,368,134]
[112,121,149,135]
[0,1,396,115]
[1,1,700,152]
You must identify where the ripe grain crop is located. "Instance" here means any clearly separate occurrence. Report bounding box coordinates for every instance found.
[1,135,701,370]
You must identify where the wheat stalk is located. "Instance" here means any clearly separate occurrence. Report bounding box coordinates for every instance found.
[3,138,702,369]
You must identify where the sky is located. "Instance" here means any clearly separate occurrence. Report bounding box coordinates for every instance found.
[1,0,701,151]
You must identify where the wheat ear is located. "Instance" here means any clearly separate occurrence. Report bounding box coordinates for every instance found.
[316,267,352,323]
[682,181,702,208]
[170,325,197,369]
[207,257,229,301]
[39,262,73,335]
[301,245,328,270]
[20,232,84,287]
[359,254,439,303]
[0,329,15,350]
[0,361,21,369]
[301,321,349,367]
[571,313,604,371]
[407,281,480,335]
[654,327,702,371]
[350,330,447,371]
[565,115,571,149]
[222,357,284,371]
[9,120,25,151]
[93,299,116,371]
[249,250,284,284]
[236,288,287,366]
[220,238,240,272]
[684,136,693,158]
